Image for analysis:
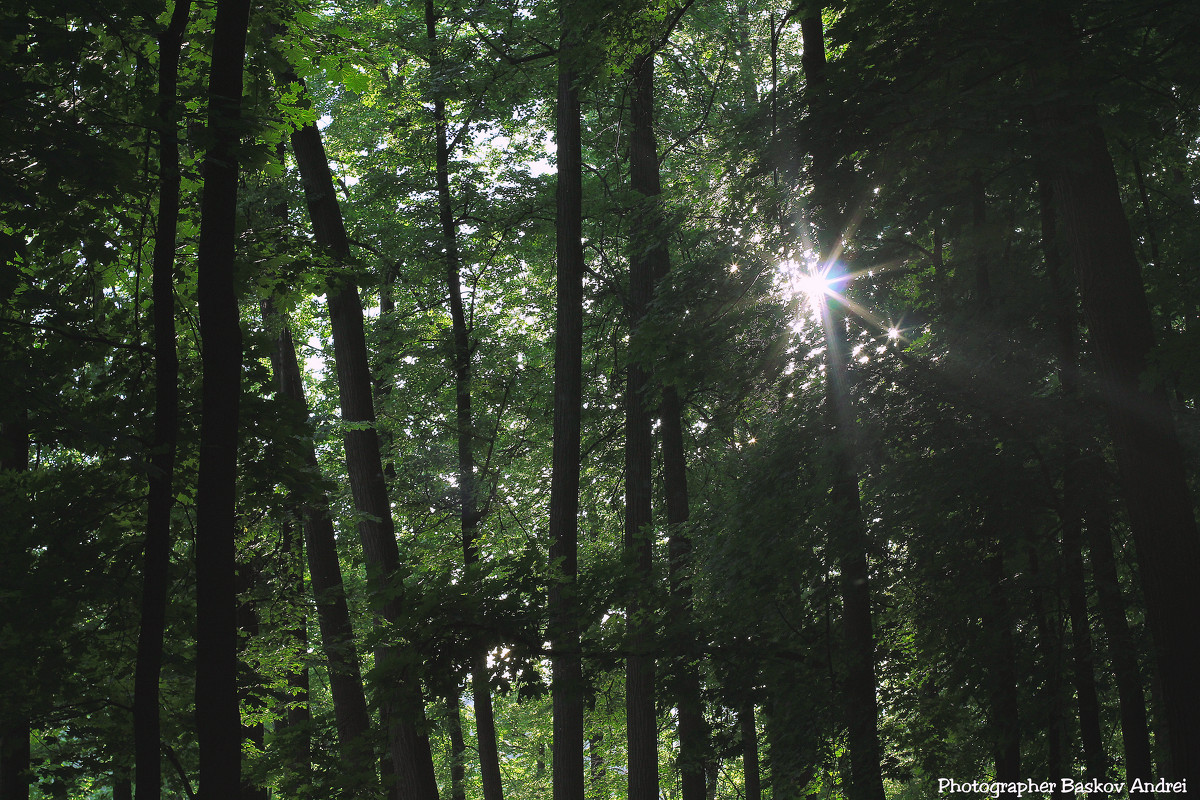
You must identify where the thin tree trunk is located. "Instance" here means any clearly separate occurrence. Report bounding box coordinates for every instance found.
[550,6,586,800]
[1082,474,1154,787]
[625,49,659,800]
[661,381,707,800]
[113,771,133,800]
[1064,504,1108,787]
[799,13,885,800]
[741,704,761,800]
[587,735,604,800]
[134,4,190,798]
[1039,19,1200,779]
[280,67,440,800]
[982,547,1020,783]
[1,418,30,800]
[1027,548,1065,800]
[445,694,467,800]
[422,6,505,799]
[236,565,267,800]
[261,299,375,790]
[276,516,312,779]
[194,0,251,793]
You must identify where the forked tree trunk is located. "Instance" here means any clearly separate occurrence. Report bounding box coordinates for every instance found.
[422,5,505,799]
[279,66,440,800]
[194,0,251,794]
[134,3,190,798]
[1039,17,1200,780]
[549,5,586,800]
[625,49,659,800]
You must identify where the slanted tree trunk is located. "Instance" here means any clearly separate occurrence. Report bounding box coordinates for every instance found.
[261,298,375,791]
[799,13,885,800]
[194,0,251,794]
[549,6,586,800]
[422,6,505,799]
[625,49,659,800]
[134,4,190,799]
[1039,17,1200,780]
[280,65,440,800]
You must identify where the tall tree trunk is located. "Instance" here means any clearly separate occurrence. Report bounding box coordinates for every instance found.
[1038,18,1200,780]
[549,6,586,800]
[261,299,375,791]
[134,4,190,798]
[194,0,251,794]
[422,6,505,799]
[661,382,707,800]
[0,417,30,800]
[1040,168,1154,788]
[625,49,659,800]
[799,13,886,800]
[280,67,440,800]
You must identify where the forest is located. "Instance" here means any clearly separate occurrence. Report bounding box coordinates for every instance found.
[2,0,1200,798]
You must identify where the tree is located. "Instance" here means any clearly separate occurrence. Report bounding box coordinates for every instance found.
[193,0,252,794]
[134,3,191,798]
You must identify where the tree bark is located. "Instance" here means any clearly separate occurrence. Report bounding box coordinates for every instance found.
[261,299,375,791]
[0,418,30,800]
[982,547,1021,783]
[625,49,659,800]
[276,515,312,779]
[1041,168,1155,789]
[1083,478,1154,788]
[445,693,467,800]
[134,4,190,799]
[799,13,886,800]
[280,66,440,800]
[1026,548,1065,800]
[194,0,251,794]
[422,6,506,799]
[741,704,761,800]
[236,565,267,800]
[549,6,586,800]
[1038,20,1200,780]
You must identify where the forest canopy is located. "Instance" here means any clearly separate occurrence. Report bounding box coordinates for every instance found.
[2,0,1200,798]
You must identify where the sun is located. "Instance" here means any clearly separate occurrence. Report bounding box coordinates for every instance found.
[778,257,834,317]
